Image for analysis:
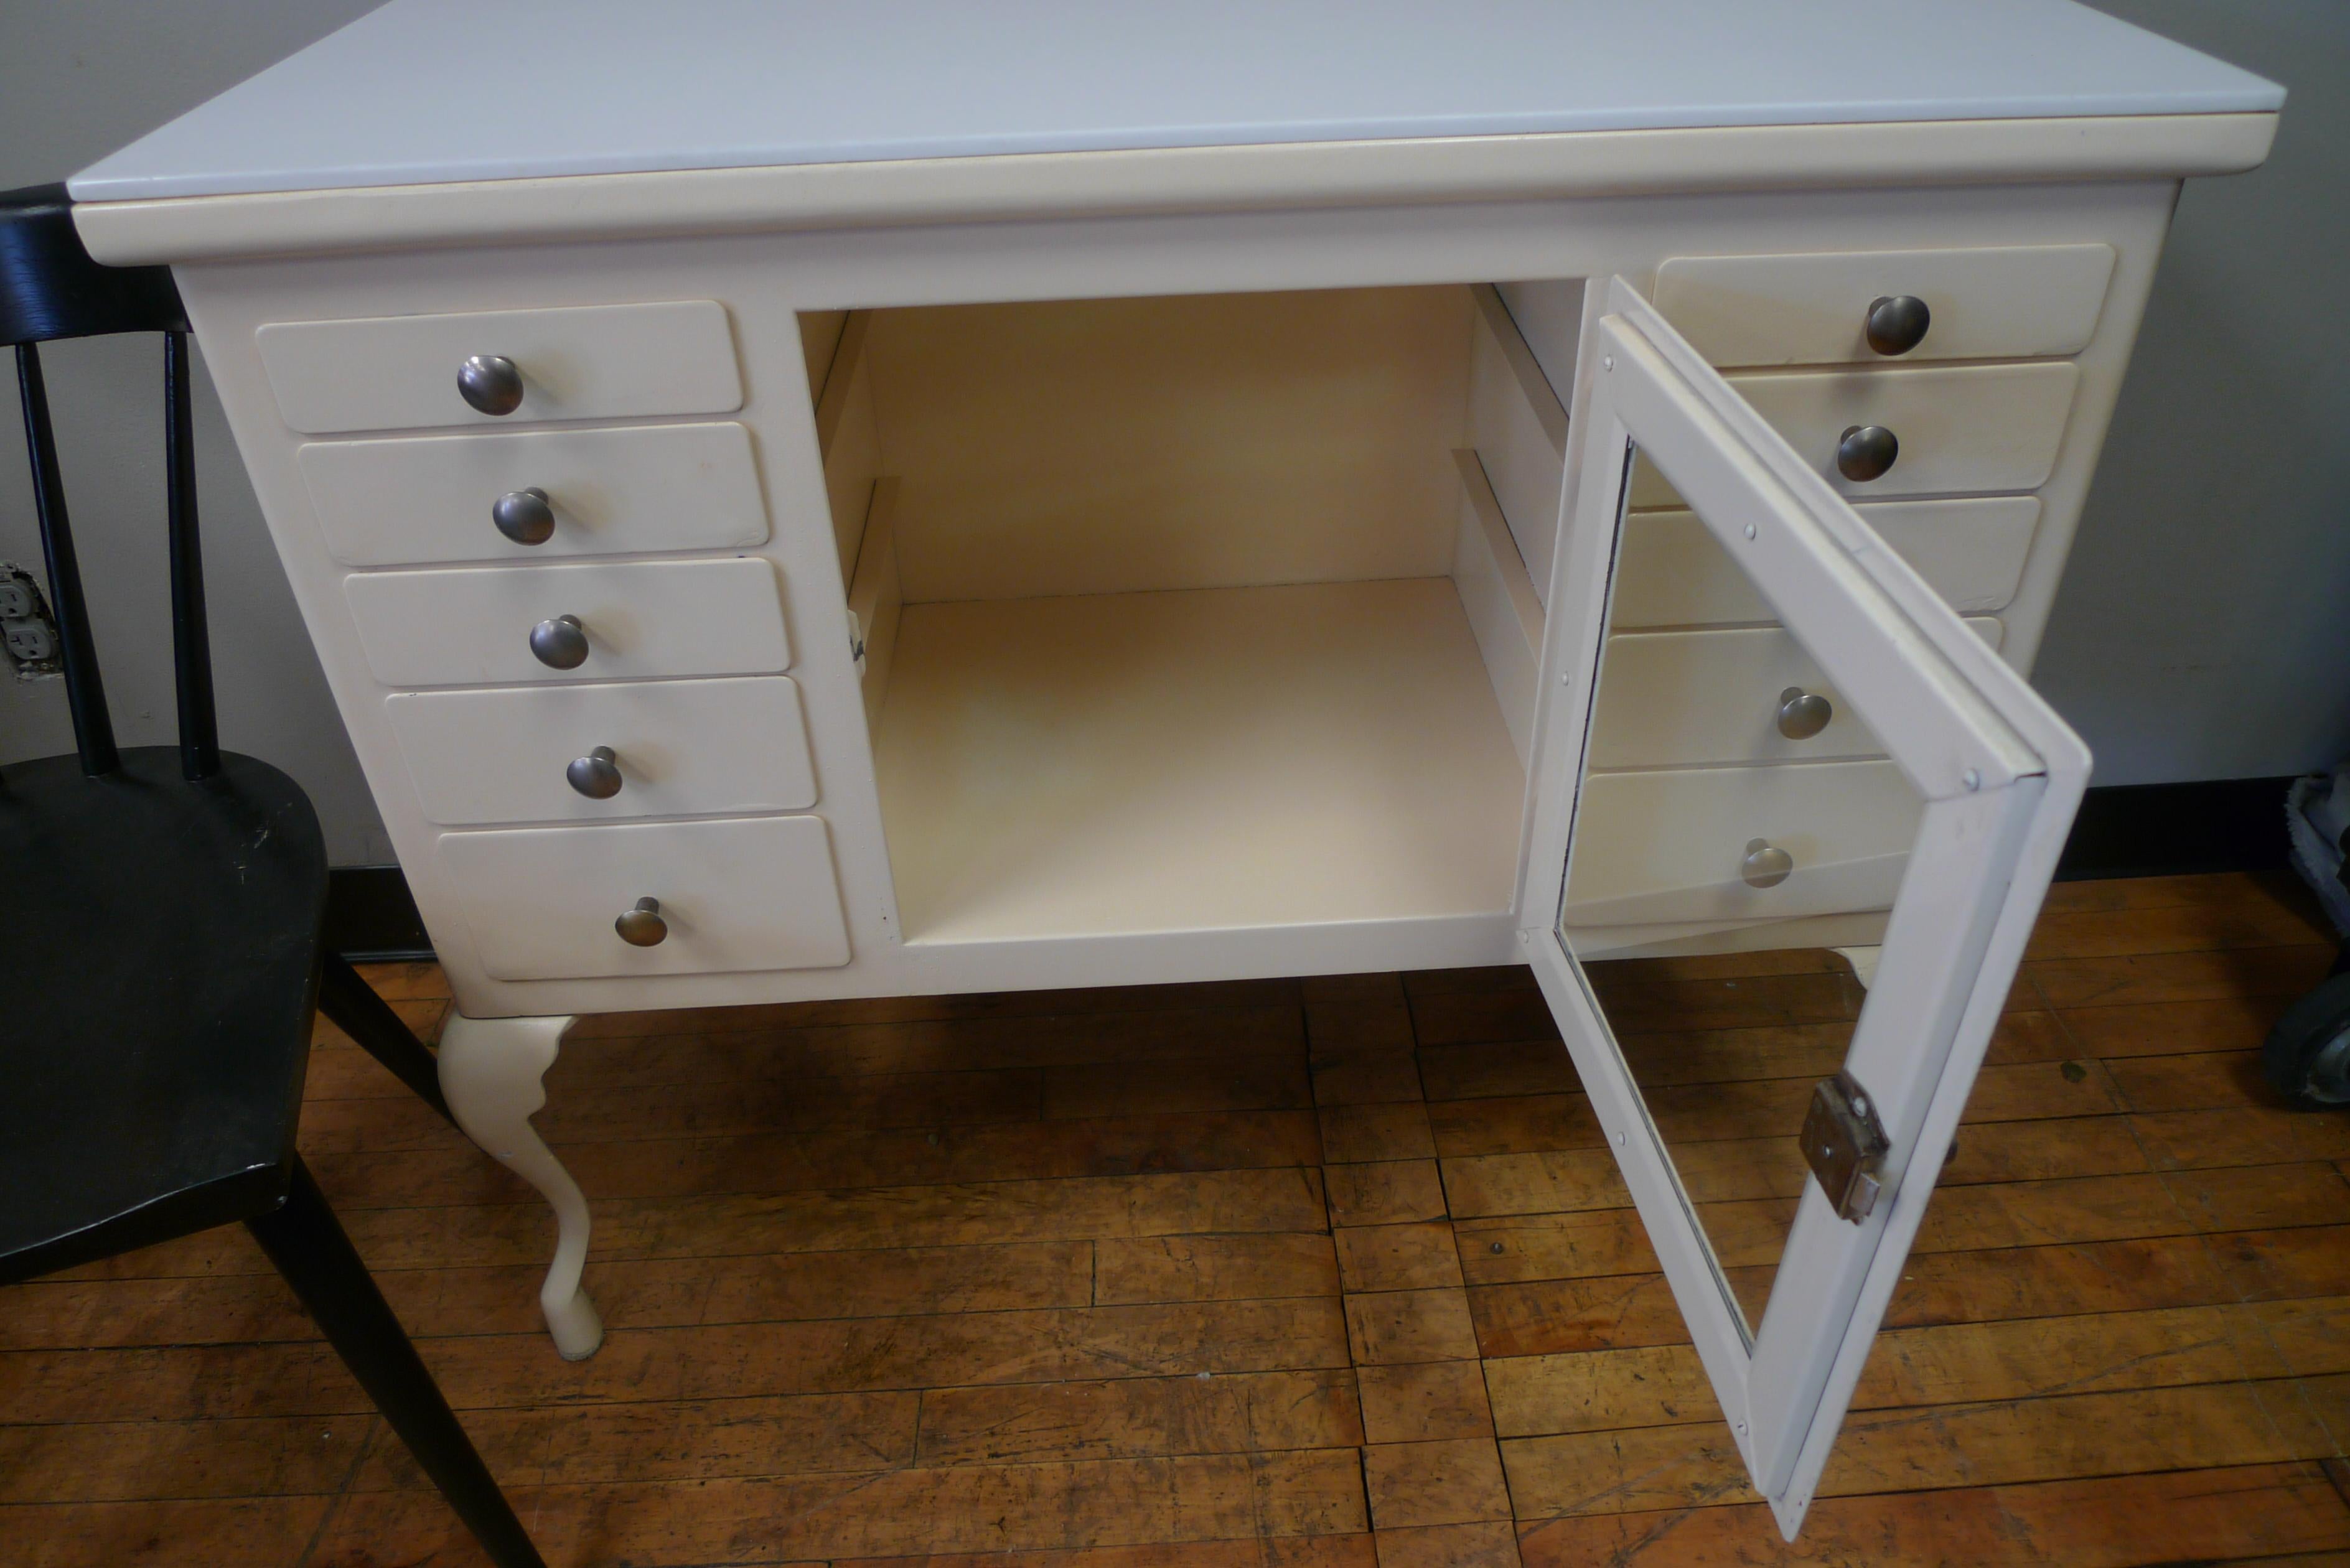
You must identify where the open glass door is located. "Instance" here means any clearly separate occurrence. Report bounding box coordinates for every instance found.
[1519,279,2089,1538]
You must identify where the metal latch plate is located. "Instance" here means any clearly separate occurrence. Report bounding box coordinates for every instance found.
[1801,1069,1890,1222]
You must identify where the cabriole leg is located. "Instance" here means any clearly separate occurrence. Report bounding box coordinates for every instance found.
[1833,945,1883,992]
[435,1012,602,1360]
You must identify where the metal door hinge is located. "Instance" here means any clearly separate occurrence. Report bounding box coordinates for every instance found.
[1801,1069,1890,1222]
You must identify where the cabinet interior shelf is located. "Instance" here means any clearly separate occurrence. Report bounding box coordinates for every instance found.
[873,577,1527,945]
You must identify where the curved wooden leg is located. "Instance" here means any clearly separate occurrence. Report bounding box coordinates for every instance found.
[1833,945,1883,991]
[436,1012,602,1360]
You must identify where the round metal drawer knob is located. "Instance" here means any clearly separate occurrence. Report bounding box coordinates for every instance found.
[1776,686,1834,740]
[1864,294,1932,357]
[615,896,667,946]
[1741,839,1795,890]
[493,487,556,546]
[457,353,525,416]
[567,745,622,799]
[528,614,589,670]
[1835,424,1899,483]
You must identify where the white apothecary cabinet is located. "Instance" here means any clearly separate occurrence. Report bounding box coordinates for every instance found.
[68,0,2283,1535]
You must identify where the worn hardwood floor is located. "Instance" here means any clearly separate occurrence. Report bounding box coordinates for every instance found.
[6,871,2349,1567]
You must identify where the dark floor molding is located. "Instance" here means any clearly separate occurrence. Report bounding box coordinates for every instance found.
[325,775,2307,963]
[325,865,433,963]
[2052,775,2298,882]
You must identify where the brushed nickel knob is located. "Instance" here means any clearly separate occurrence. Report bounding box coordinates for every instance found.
[1864,294,1932,357]
[529,614,589,670]
[1741,838,1795,890]
[457,353,524,416]
[1776,686,1833,740]
[567,745,622,799]
[615,896,667,946]
[1836,424,1899,483]
[493,487,555,546]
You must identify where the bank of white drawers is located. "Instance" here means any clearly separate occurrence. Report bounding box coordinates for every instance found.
[1571,243,2112,932]
[271,300,852,977]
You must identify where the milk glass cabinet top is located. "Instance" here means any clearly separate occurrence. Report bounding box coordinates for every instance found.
[73,0,2279,1538]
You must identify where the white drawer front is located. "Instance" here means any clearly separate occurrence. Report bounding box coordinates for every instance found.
[1565,760,1921,927]
[1629,361,2078,505]
[1654,244,2116,367]
[302,422,769,566]
[386,677,815,826]
[1590,618,2002,770]
[1613,497,2039,627]
[439,816,850,979]
[258,301,742,434]
[345,558,790,688]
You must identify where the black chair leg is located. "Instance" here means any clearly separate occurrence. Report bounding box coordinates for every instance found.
[246,1157,546,1568]
[318,951,456,1126]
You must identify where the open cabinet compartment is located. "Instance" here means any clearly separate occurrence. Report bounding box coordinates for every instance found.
[797,272,2090,1541]
[803,282,1581,947]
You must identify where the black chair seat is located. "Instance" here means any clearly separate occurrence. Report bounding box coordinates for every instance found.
[0,746,325,1281]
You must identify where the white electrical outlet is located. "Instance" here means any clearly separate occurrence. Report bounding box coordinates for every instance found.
[5,619,57,663]
[0,561,62,678]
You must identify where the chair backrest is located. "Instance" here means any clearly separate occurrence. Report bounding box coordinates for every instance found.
[2,181,215,781]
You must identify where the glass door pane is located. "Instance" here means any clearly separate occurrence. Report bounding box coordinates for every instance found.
[1560,444,1932,1343]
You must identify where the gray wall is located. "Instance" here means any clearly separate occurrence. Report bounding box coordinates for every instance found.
[2046,0,2350,783]
[2,3,2343,870]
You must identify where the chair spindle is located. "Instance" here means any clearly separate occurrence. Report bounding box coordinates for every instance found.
[164,330,219,779]
[14,339,116,777]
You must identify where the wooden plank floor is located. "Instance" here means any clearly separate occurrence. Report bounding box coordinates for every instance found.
[6,870,2349,1567]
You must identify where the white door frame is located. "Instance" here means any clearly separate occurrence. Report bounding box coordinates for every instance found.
[1519,278,2089,1538]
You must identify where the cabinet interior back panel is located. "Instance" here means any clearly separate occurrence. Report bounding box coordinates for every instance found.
[868,287,1474,602]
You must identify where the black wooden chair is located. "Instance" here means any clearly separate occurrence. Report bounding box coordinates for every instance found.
[0,183,545,1568]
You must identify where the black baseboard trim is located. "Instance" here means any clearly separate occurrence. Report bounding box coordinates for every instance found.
[2054,775,2300,882]
[325,865,433,963]
[322,777,2305,965]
